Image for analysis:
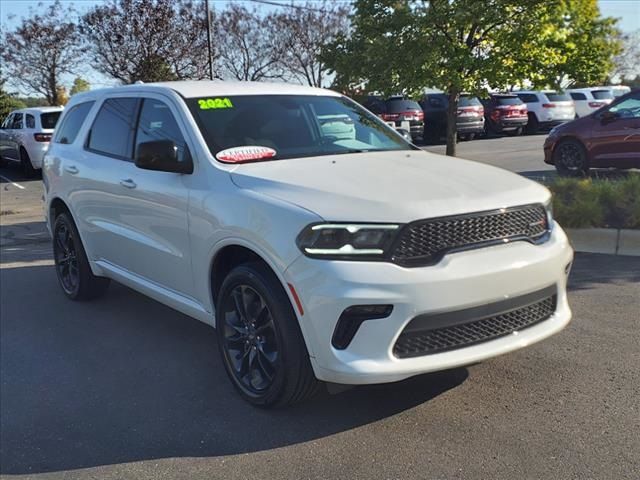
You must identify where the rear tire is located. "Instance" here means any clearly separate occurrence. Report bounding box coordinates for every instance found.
[20,148,37,178]
[52,212,110,300]
[553,138,589,177]
[525,113,539,135]
[216,262,319,407]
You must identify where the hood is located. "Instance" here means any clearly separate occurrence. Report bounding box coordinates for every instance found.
[230,150,550,223]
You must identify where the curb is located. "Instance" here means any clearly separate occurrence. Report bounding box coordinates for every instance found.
[565,228,640,257]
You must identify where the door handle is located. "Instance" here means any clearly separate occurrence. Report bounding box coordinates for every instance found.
[119,178,137,189]
[64,165,78,174]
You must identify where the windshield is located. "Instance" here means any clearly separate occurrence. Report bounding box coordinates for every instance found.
[40,111,61,129]
[187,95,412,161]
[459,96,481,107]
[495,96,522,106]
[545,92,571,102]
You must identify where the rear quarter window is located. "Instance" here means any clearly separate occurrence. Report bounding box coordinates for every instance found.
[459,96,481,107]
[54,102,95,145]
[570,92,587,100]
[517,93,539,103]
[41,111,62,129]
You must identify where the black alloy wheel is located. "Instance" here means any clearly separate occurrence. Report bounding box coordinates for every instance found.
[52,212,110,300]
[216,262,319,407]
[221,284,279,394]
[554,139,588,177]
[53,220,80,296]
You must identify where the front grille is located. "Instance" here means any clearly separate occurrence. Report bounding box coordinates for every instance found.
[390,204,549,266]
[393,288,557,358]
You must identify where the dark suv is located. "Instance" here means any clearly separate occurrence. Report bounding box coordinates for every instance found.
[420,93,485,141]
[363,96,424,141]
[482,94,528,136]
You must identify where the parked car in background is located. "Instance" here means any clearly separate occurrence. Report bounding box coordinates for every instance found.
[482,94,528,136]
[43,81,573,407]
[544,89,640,176]
[516,91,574,134]
[0,106,63,176]
[420,93,484,141]
[567,88,614,117]
[608,85,631,98]
[363,96,424,141]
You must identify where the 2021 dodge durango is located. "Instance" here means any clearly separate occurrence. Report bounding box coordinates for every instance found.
[43,81,574,407]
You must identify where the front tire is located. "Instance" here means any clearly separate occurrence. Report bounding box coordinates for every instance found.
[553,138,589,177]
[216,262,319,407]
[53,212,110,300]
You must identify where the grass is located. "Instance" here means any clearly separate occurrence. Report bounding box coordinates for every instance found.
[549,173,640,229]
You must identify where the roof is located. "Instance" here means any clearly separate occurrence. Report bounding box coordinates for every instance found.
[72,80,341,100]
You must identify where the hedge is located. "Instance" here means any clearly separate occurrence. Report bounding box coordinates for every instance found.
[549,173,640,229]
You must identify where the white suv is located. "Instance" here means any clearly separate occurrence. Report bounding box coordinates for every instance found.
[0,106,63,176]
[567,88,614,117]
[515,91,575,134]
[43,81,573,407]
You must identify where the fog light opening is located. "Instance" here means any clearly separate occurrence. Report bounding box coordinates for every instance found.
[332,304,394,350]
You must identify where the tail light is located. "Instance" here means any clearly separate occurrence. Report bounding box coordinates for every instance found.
[34,133,52,142]
[490,110,500,120]
[381,113,399,121]
[382,111,423,121]
[542,103,556,108]
[588,101,605,108]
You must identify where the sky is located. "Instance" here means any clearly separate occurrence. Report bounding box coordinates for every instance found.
[0,0,638,93]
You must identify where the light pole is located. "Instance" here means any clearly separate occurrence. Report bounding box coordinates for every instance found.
[205,0,214,80]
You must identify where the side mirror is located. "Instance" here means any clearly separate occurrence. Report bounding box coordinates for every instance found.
[135,140,193,174]
[600,110,618,124]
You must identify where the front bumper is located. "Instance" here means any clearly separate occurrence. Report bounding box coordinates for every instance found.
[285,224,573,384]
[25,142,49,169]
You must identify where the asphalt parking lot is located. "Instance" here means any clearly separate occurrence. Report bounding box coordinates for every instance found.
[1,135,639,480]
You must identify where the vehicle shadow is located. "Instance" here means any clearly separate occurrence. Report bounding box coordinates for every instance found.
[0,264,469,474]
[568,253,640,292]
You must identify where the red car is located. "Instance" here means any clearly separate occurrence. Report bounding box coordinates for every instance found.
[544,89,640,176]
[482,94,528,136]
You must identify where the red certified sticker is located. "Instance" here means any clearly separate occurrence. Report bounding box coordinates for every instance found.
[216,146,277,163]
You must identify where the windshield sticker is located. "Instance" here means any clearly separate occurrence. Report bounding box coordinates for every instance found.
[198,98,233,110]
[216,146,277,163]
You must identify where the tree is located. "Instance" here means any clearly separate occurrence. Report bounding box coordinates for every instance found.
[524,0,622,89]
[324,0,621,156]
[1,0,83,105]
[69,77,91,96]
[610,30,640,83]
[56,86,69,106]
[273,1,351,87]
[81,0,211,84]
[215,4,285,81]
[0,79,26,120]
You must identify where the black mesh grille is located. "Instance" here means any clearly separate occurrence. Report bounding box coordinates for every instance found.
[393,294,557,358]
[391,205,549,266]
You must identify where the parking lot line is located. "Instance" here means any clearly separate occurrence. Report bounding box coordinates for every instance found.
[0,174,26,190]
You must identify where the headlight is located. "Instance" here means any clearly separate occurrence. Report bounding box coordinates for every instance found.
[545,199,554,230]
[296,223,400,259]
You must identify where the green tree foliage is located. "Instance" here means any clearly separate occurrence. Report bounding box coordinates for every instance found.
[69,77,91,96]
[324,0,621,156]
[0,80,26,121]
[1,0,83,106]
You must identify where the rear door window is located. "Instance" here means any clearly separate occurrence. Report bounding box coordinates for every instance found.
[41,111,62,129]
[87,98,140,159]
[54,102,95,145]
[570,92,587,100]
[135,99,190,164]
[592,90,613,100]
